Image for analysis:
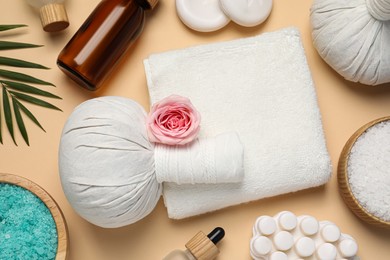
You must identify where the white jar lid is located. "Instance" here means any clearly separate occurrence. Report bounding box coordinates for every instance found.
[175,0,230,32]
[219,0,273,27]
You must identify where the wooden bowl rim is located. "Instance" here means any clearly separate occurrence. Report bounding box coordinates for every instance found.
[0,173,69,260]
[338,116,390,229]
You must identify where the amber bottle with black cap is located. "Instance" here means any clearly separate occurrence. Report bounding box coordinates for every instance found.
[57,0,158,90]
[163,227,225,260]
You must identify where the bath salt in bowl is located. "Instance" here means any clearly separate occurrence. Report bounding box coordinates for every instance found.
[338,116,390,229]
[0,173,69,259]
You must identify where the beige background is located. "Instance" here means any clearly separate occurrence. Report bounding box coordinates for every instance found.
[1,0,390,259]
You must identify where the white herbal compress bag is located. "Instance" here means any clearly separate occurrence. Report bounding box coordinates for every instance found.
[311,0,390,85]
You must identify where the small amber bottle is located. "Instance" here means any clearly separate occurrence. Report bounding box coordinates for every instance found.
[163,227,225,260]
[57,0,158,90]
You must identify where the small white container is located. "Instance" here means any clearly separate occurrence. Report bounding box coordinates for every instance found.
[338,116,390,229]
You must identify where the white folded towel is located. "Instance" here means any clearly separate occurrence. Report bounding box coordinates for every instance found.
[144,27,332,219]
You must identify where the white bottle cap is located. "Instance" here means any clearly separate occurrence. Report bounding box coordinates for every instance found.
[250,236,272,257]
[278,211,297,231]
[295,237,315,257]
[219,0,273,27]
[321,224,341,242]
[273,231,294,251]
[255,216,277,236]
[300,216,319,236]
[317,243,337,260]
[338,238,358,257]
[269,251,288,260]
[175,0,230,32]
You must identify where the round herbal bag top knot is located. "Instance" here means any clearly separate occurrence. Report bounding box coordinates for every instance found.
[146,95,201,145]
[311,0,390,86]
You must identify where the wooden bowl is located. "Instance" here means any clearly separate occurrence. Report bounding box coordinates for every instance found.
[338,116,390,229]
[0,173,69,259]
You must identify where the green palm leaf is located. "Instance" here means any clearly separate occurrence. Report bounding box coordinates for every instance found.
[9,91,61,111]
[0,41,42,50]
[0,100,2,144]
[0,56,49,69]
[12,98,29,146]
[0,69,54,86]
[0,25,27,32]
[2,87,15,145]
[1,80,61,99]
[0,24,61,145]
[13,99,45,132]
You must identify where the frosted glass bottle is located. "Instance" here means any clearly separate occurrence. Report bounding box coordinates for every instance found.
[163,227,225,260]
[57,0,158,90]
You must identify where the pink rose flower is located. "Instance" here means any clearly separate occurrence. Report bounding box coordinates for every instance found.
[146,95,201,145]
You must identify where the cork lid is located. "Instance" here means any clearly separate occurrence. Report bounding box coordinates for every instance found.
[146,0,159,10]
[39,3,69,32]
[185,231,219,260]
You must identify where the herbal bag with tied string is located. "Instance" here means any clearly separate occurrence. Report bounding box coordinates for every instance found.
[58,96,244,228]
[311,0,390,85]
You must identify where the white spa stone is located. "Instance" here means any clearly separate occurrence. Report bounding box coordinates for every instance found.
[273,231,294,251]
[219,0,273,27]
[269,251,288,260]
[321,223,341,243]
[338,236,358,258]
[176,0,230,32]
[254,216,277,236]
[278,211,297,231]
[295,237,316,257]
[347,120,390,222]
[300,215,319,236]
[317,243,337,259]
[250,236,272,258]
[250,211,359,259]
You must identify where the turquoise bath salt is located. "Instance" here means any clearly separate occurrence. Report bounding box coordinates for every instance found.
[0,183,58,260]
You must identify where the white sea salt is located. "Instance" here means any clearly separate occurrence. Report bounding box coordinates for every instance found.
[347,120,390,222]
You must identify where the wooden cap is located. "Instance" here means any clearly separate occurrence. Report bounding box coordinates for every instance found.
[185,231,219,260]
[147,0,159,9]
[39,3,69,32]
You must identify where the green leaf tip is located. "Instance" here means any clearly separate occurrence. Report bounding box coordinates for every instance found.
[2,87,16,145]
[0,56,49,69]
[0,69,55,86]
[0,24,27,32]
[0,41,42,51]
[13,98,29,146]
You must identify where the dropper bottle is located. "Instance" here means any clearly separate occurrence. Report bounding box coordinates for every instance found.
[163,227,225,260]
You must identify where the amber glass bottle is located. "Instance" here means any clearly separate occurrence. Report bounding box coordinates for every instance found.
[57,0,158,90]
